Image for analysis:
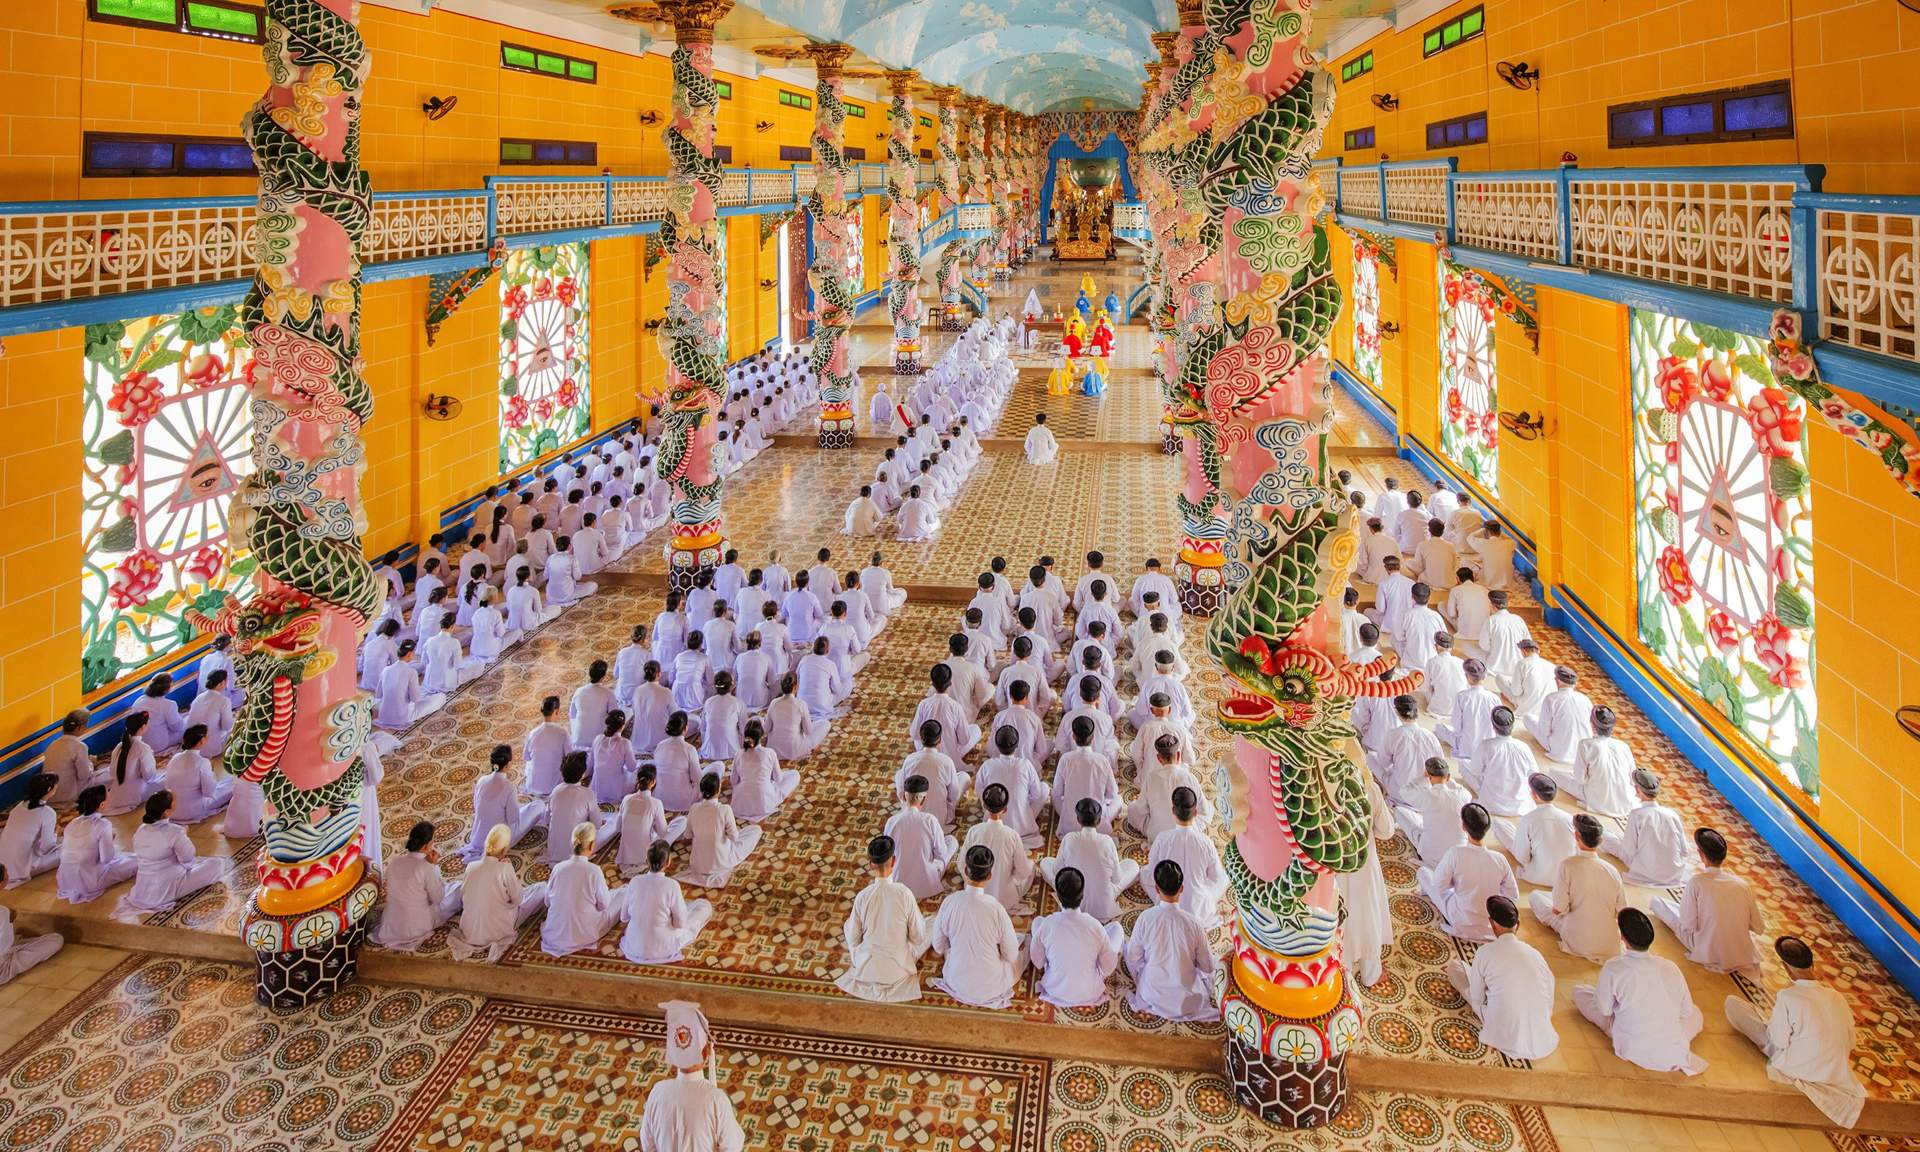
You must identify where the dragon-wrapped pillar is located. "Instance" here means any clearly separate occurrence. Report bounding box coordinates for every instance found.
[931,88,965,331]
[656,0,733,589]
[1196,0,1403,1128]
[802,43,858,448]
[959,98,992,309]
[989,107,1012,282]
[230,0,382,1008]
[884,70,924,375]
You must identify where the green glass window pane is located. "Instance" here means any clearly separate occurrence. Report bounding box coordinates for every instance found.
[501,141,533,161]
[1443,23,1462,45]
[95,0,176,22]
[1462,9,1482,34]
[847,104,864,117]
[1425,30,1442,54]
[1363,52,1373,69]
[715,80,732,99]
[502,44,536,69]
[568,59,595,81]
[185,2,258,37]
[536,53,565,74]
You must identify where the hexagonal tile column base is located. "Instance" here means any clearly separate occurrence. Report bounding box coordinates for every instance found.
[1225,1039,1348,1129]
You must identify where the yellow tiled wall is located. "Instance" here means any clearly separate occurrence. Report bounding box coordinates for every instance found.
[1322,0,1920,193]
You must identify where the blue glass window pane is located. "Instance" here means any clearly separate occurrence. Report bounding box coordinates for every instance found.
[1661,101,1714,137]
[1465,115,1487,142]
[181,141,254,173]
[1612,108,1656,140]
[533,141,565,163]
[88,139,176,171]
[1724,91,1790,132]
[563,142,595,164]
[1445,120,1467,144]
[1427,124,1445,148]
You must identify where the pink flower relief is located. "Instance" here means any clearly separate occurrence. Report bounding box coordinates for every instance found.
[533,397,554,422]
[183,352,226,389]
[503,394,530,429]
[1700,358,1734,402]
[556,377,580,409]
[108,548,164,609]
[1705,610,1741,652]
[1752,612,1806,689]
[107,370,165,427]
[185,545,225,584]
[1747,386,1803,458]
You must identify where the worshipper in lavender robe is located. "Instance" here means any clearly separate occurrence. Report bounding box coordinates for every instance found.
[359,739,386,871]
[929,846,1028,1009]
[1029,865,1123,1009]
[1125,860,1217,1022]
[912,664,979,764]
[185,670,234,757]
[541,821,625,957]
[1052,717,1122,833]
[463,744,547,861]
[728,720,799,823]
[122,790,228,914]
[766,674,826,761]
[160,725,232,823]
[591,710,639,808]
[1531,814,1627,963]
[1444,895,1560,1061]
[0,863,63,983]
[615,765,687,877]
[544,753,616,864]
[837,835,931,1003]
[1650,827,1766,974]
[1573,908,1707,1075]
[101,712,161,816]
[129,674,187,755]
[41,709,105,809]
[523,696,569,797]
[569,659,617,750]
[1724,936,1867,1128]
[681,772,761,888]
[56,786,136,904]
[895,720,968,830]
[0,776,60,888]
[1417,802,1520,942]
[1127,732,1213,841]
[960,785,1035,911]
[376,641,445,733]
[448,823,548,963]
[884,775,956,901]
[974,723,1050,851]
[374,819,463,950]
[1041,799,1138,923]
[618,839,714,965]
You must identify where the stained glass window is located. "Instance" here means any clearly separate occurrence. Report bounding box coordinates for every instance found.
[1630,309,1818,794]
[1438,260,1499,492]
[500,242,591,472]
[1351,247,1381,389]
[81,307,255,692]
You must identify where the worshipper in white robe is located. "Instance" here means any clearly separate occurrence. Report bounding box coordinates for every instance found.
[522,696,570,797]
[359,739,386,871]
[650,712,709,814]
[731,635,778,713]
[1023,412,1059,465]
[1446,568,1493,648]
[1354,518,1399,586]
[1532,665,1595,763]
[1127,733,1212,841]
[57,786,137,904]
[1395,583,1448,674]
[1494,775,1576,886]
[729,720,800,823]
[1408,520,1460,590]
[1601,769,1693,887]
[1126,860,1217,1022]
[913,665,980,764]
[1055,678,1122,763]
[1144,787,1229,930]
[616,765,687,876]
[1393,492,1431,554]
[376,642,446,732]
[568,659,617,749]
[1128,703,1196,779]
[1530,814,1627,963]
[1393,758,1472,867]
[1725,936,1868,1128]
[682,772,761,888]
[671,631,715,714]
[589,710,639,808]
[544,754,617,864]
[619,839,714,965]
[795,638,851,721]
[1650,828,1765,974]
[185,671,235,757]
[929,846,1028,1008]
[198,632,244,706]
[1503,640,1557,731]
[896,485,941,541]
[1375,696,1446,805]
[1042,799,1140,922]
[448,824,549,962]
[1573,908,1707,1075]
[101,713,161,816]
[838,834,931,1002]
[1128,652,1195,730]
[463,744,546,860]
[469,587,523,662]
[1370,557,1415,639]
[1029,865,1123,1008]
[1417,802,1520,942]
[1422,633,1469,718]
[698,673,747,762]
[0,876,63,984]
[1337,773,1399,987]
[819,601,870,683]
[1465,707,1536,818]
[997,642,1056,718]
[766,675,826,762]
[860,551,909,617]
[781,576,824,648]
[975,725,1050,851]
[160,726,232,823]
[541,821,625,957]
[1444,895,1559,1061]
[544,537,597,606]
[374,819,463,950]
[0,776,61,887]
[1437,659,1500,759]
[41,709,105,809]
[652,595,690,676]
[420,613,484,694]
[960,785,1035,911]
[886,774,957,900]
[1053,718,1123,832]
[843,486,883,535]
[1479,593,1530,680]
[129,675,187,755]
[1554,706,1636,817]
[1127,558,1181,624]
[613,625,654,713]
[1468,521,1519,591]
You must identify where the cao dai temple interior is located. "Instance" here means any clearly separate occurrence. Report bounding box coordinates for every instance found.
[2,0,1920,1148]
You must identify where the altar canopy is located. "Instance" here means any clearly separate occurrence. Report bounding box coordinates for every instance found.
[1039,130,1137,242]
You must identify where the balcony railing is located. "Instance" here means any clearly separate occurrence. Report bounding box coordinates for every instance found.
[1807,193,1920,365]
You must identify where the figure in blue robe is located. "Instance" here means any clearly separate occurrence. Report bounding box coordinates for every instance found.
[1075,290,1091,322]
[1081,358,1107,397]
[1103,291,1121,317]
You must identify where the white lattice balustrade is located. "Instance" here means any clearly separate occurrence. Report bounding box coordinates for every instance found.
[1338,167,1382,220]
[493,181,607,236]
[364,194,488,265]
[1384,164,1450,228]
[1452,177,1561,262]
[0,201,255,309]
[610,180,669,225]
[1570,175,1798,303]
[1819,205,1919,364]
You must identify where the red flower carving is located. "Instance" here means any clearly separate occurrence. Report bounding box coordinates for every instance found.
[533,397,554,422]
[108,548,163,609]
[1752,612,1805,689]
[185,545,225,584]
[1657,545,1694,606]
[183,352,227,388]
[555,276,579,307]
[556,377,580,409]
[1656,356,1697,414]
[1445,388,1464,425]
[107,370,165,427]
[503,394,530,429]
[1701,358,1734,402]
[1746,386,1803,458]
[1705,610,1741,652]
[504,285,529,320]
[533,277,555,301]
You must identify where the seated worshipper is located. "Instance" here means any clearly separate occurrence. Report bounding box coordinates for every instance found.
[129,674,187,755]
[1725,936,1868,1128]
[1396,583,1448,674]
[897,485,941,541]
[616,765,687,877]
[1129,611,1188,681]
[1417,802,1519,941]
[1393,758,1473,867]
[1573,908,1708,1075]
[820,600,871,681]
[57,785,138,904]
[729,720,800,823]
[1042,798,1140,922]
[1128,733,1213,841]
[101,712,161,816]
[1650,827,1765,974]
[613,625,655,712]
[1376,695,1446,806]
[732,635,777,714]
[420,609,484,694]
[698,673,746,762]
[961,785,1036,911]
[652,593,690,675]
[376,641,446,732]
[160,725,232,823]
[913,664,980,764]
[463,744,547,860]
[469,586,523,662]
[1554,705,1636,818]
[1335,768,1399,988]
[1147,786,1230,932]
[1503,640,1557,731]
[837,835,932,1002]
[1444,895,1560,1061]
[42,708,106,809]
[975,723,1050,850]
[998,637,1056,716]
[1129,693,1196,775]
[0,776,61,887]
[1494,774,1577,886]
[1125,860,1217,1022]
[543,535,598,606]
[1601,769,1693,887]
[1393,490,1430,554]
[1437,659,1500,760]
[796,637,852,719]
[1446,568,1493,648]
[1054,677,1122,764]
[1422,632,1469,718]
[969,574,1013,651]
[1369,556,1415,639]
[682,772,761,888]
[844,485,884,535]
[1408,520,1459,590]
[930,845,1029,1009]
[523,696,570,797]
[618,839,714,965]
[1024,412,1060,465]
[1128,650,1195,730]
[1530,666,1597,765]
[1465,707,1536,818]
[198,631,244,706]
[1053,717,1123,832]
[544,753,617,864]
[185,669,235,757]
[373,820,463,950]
[590,711,639,808]
[449,824,549,963]
[671,630,715,714]
[1029,865,1123,1009]
[1479,592,1530,680]
[570,659,618,751]
[1468,520,1519,590]
[781,573,823,647]
[541,821,625,957]
[651,711,710,815]
[767,674,826,761]
[1355,518,1398,585]
[1530,815,1627,963]
[861,550,909,616]
[1128,557,1181,624]
[0,867,63,983]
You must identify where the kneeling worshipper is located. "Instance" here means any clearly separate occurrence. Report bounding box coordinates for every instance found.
[0,865,63,983]
[1029,865,1123,1009]
[639,1000,745,1152]
[929,845,1029,1009]
[1725,935,1868,1128]
[56,786,137,904]
[376,640,446,733]
[1125,860,1217,1022]
[1041,798,1139,923]
[1,776,61,888]
[1416,802,1519,942]
[1024,412,1060,465]
[124,790,226,914]
[681,772,761,888]
[838,834,931,1002]
[373,820,463,951]
[1572,908,1707,1075]
[618,839,714,965]
[160,724,233,823]
[542,821,625,957]
[448,823,549,962]
[462,744,547,861]
[1444,895,1559,1061]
